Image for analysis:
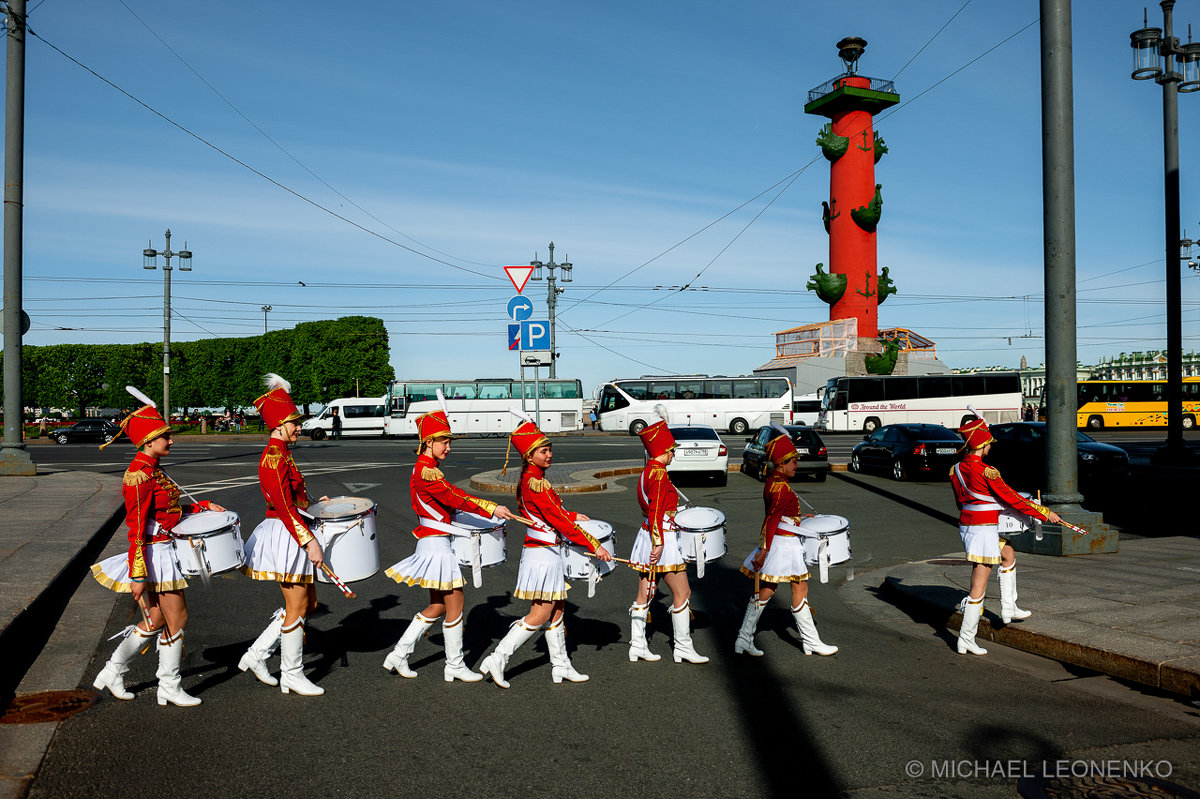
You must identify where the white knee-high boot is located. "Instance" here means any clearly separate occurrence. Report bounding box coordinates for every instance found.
[383,613,437,678]
[238,607,284,686]
[279,618,324,696]
[442,614,483,683]
[478,619,541,689]
[734,598,768,657]
[998,565,1031,623]
[156,629,201,707]
[545,618,588,683]
[670,600,709,664]
[956,594,988,655]
[792,599,838,656]
[94,624,158,700]
[628,603,660,662]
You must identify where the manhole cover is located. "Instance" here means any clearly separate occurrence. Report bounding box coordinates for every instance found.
[926,558,969,566]
[1017,775,1200,798]
[0,689,100,724]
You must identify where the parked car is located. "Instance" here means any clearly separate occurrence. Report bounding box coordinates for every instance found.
[986,422,1130,495]
[51,419,121,445]
[850,423,964,481]
[742,425,830,482]
[666,425,729,485]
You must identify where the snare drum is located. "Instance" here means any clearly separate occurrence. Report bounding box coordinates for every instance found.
[998,493,1033,534]
[674,506,728,578]
[450,511,507,588]
[172,510,244,577]
[797,514,851,583]
[563,520,617,579]
[308,496,379,583]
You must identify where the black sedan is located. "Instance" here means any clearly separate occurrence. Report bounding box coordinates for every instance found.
[986,422,1130,495]
[51,419,121,445]
[850,423,964,481]
[742,425,830,482]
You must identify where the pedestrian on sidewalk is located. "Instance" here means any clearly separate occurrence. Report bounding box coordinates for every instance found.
[735,424,838,658]
[330,407,342,440]
[627,405,708,665]
[381,390,515,682]
[477,409,612,688]
[951,408,1063,656]
[238,374,329,696]
[90,386,226,707]
[589,407,598,430]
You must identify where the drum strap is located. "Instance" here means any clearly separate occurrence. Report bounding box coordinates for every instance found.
[518,504,559,545]
[416,517,463,536]
[952,465,1002,510]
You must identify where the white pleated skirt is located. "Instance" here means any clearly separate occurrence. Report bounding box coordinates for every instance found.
[739,535,809,584]
[385,536,465,591]
[513,545,569,601]
[960,524,1003,565]
[91,540,189,593]
[240,518,314,584]
[628,527,687,573]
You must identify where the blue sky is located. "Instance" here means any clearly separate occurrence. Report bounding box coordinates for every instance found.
[6,0,1199,400]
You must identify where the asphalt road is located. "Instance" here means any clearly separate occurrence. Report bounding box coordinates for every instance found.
[22,435,1200,798]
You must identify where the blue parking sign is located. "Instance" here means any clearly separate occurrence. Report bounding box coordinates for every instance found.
[520,320,550,350]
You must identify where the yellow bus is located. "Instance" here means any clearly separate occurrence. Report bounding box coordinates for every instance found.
[1076,378,1200,430]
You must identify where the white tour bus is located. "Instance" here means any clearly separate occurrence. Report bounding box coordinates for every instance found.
[791,392,823,426]
[302,397,387,440]
[817,373,1022,433]
[383,378,584,436]
[596,375,793,435]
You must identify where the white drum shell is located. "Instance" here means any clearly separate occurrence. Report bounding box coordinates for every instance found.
[674,507,728,564]
[450,512,507,568]
[797,514,852,566]
[564,520,616,579]
[312,498,380,583]
[998,492,1033,534]
[171,511,244,577]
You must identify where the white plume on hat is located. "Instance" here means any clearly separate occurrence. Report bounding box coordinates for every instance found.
[435,388,449,416]
[770,422,791,438]
[967,404,985,420]
[263,373,291,393]
[125,385,156,409]
[509,406,535,424]
[654,404,669,422]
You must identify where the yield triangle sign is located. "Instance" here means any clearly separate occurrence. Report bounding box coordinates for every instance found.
[504,265,535,294]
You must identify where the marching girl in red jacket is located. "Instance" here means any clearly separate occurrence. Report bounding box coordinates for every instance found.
[735,426,836,658]
[239,374,327,696]
[952,411,1062,655]
[383,392,514,682]
[477,410,612,688]
[91,386,225,706]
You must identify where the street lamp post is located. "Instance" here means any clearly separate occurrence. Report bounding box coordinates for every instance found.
[528,241,573,379]
[142,229,192,423]
[1130,1,1200,463]
[261,305,272,334]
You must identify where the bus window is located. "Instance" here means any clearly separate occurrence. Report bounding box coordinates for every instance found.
[849,378,884,403]
[884,377,920,401]
[985,374,1021,394]
[761,379,789,398]
[599,385,629,413]
[705,380,733,398]
[445,383,476,400]
[677,380,703,400]
[477,382,512,400]
[921,375,951,398]
[952,375,986,396]
[649,381,676,400]
[624,381,650,400]
[407,384,440,402]
[732,380,759,399]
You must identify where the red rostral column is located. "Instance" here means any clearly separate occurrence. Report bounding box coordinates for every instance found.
[804,38,899,342]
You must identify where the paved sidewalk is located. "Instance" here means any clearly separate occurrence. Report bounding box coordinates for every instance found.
[882,538,1200,698]
[470,459,645,494]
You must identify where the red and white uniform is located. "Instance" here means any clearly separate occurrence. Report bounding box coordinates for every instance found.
[739,470,810,584]
[385,454,497,590]
[513,463,603,601]
[91,451,212,593]
[241,441,316,583]
[628,460,686,572]
[951,453,1052,565]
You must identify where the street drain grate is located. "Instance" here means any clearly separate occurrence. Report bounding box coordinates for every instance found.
[1017,775,1200,798]
[0,690,100,724]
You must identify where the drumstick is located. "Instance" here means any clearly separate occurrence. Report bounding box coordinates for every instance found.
[509,514,544,528]
[319,563,356,598]
[1057,519,1090,536]
[586,552,635,566]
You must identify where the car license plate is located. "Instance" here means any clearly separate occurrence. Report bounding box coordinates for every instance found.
[681,448,707,456]
[936,447,957,455]
[796,448,810,455]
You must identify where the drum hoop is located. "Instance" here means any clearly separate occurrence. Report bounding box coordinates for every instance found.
[676,523,725,534]
[449,524,505,537]
[311,497,377,522]
[674,508,726,527]
[171,518,238,539]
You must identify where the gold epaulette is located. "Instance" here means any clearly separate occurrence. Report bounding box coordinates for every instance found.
[123,469,150,487]
[421,466,445,481]
[948,465,956,477]
[263,449,283,470]
[984,466,1001,480]
[527,477,551,493]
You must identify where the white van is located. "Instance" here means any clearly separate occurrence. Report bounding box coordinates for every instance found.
[302,397,387,440]
[791,392,822,426]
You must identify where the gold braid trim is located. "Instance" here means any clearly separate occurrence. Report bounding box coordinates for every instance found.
[123,469,149,487]
[1028,502,1050,518]
[527,477,551,493]
[294,524,314,546]
[474,498,498,516]
[421,466,445,481]
[576,527,602,552]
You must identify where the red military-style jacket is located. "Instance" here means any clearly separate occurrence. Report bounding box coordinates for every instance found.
[950,453,1052,528]
[518,463,601,551]
[123,451,211,578]
[259,440,313,546]
[410,453,497,538]
[637,460,678,547]
[760,470,804,551]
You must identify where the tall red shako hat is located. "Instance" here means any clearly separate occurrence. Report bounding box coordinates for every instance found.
[958,405,994,451]
[764,423,799,466]
[99,385,171,450]
[416,388,453,452]
[254,373,303,430]
[503,406,550,475]
[639,404,676,460]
